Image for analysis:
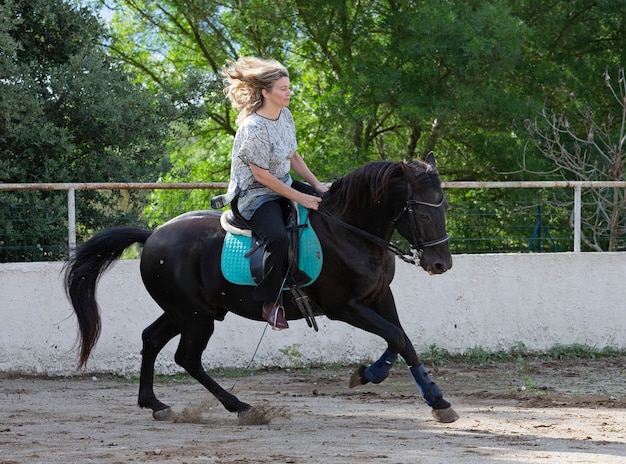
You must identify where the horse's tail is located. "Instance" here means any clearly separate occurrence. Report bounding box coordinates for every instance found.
[63,226,153,369]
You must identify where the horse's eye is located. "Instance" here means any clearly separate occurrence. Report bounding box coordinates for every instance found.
[420,213,430,221]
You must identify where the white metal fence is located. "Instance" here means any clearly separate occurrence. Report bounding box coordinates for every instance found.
[2,180,626,254]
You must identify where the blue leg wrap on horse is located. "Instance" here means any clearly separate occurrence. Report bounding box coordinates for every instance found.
[365,349,398,384]
[410,363,443,407]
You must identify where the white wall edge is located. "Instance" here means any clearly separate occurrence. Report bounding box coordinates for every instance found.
[1,253,624,376]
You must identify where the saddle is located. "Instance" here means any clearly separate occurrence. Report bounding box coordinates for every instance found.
[220,202,323,331]
[219,202,323,289]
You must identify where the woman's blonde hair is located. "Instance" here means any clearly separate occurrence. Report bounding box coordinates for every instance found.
[222,57,289,124]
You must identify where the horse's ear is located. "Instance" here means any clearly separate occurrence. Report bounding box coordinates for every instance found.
[425,151,437,169]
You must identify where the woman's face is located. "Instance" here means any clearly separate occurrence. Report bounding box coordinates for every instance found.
[264,76,291,108]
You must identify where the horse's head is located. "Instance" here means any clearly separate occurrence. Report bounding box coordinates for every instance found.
[320,155,452,274]
[395,153,452,274]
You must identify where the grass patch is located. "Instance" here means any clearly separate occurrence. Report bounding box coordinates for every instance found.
[208,367,257,378]
[421,344,452,367]
[546,343,624,360]
[420,342,625,367]
[117,343,625,382]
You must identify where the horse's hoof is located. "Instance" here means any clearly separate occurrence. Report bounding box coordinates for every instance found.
[349,364,367,388]
[431,406,459,423]
[153,407,175,421]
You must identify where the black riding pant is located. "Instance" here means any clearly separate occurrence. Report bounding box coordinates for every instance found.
[232,181,316,303]
[246,199,290,303]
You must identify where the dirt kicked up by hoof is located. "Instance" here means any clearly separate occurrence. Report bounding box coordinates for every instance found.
[238,404,291,425]
[432,406,459,423]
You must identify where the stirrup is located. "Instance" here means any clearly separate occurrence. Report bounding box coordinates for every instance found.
[262,302,289,330]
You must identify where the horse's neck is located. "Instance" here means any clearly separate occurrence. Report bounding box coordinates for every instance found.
[333,207,396,242]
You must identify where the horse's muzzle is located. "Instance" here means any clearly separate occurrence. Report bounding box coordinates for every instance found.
[421,254,452,275]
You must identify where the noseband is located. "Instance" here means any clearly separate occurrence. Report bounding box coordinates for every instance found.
[392,197,450,251]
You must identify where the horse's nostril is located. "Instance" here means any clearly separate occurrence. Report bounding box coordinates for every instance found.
[434,262,447,274]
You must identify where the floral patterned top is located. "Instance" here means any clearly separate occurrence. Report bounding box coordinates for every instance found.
[222,108,297,219]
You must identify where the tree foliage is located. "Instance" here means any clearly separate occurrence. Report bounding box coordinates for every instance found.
[102,1,625,170]
[4,0,625,258]
[99,0,626,237]
[103,1,533,178]
[0,0,174,261]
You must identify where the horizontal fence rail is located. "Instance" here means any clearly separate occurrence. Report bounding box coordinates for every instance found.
[0,182,225,258]
[2,181,626,259]
[444,181,626,253]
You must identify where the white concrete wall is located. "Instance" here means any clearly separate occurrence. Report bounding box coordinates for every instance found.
[1,253,624,376]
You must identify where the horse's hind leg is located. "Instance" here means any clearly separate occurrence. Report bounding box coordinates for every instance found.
[138,314,180,420]
[175,320,252,415]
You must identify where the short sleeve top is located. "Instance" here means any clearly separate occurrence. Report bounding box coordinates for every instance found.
[226,108,297,219]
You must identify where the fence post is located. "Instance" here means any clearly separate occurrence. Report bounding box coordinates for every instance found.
[68,188,76,257]
[573,186,581,252]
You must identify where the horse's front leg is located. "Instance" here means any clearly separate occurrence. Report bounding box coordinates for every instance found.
[340,291,458,423]
[406,355,459,423]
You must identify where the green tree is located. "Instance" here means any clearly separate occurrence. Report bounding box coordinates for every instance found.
[101,0,304,220]
[103,0,626,182]
[97,0,626,250]
[103,1,533,178]
[0,0,173,262]
[295,0,533,176]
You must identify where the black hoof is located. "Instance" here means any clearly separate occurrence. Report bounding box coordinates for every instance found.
[349,364,368,388]
[237,403,253,416]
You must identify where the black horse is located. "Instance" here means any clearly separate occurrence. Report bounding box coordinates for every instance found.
[64,153,458,423]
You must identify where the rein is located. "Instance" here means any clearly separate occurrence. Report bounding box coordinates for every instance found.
[317,205,418,263]
[316,193,449,266]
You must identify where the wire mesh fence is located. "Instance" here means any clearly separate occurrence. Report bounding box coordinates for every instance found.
[1,182,623,262]
[445,188,572,254]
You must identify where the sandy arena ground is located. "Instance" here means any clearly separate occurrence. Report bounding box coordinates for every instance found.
[1,357,625,464]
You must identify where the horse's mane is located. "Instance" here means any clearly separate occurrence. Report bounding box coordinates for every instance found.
[322,159,440,217]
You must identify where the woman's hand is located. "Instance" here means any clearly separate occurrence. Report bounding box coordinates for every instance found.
[313,182,329,196]
[298,193,323,210]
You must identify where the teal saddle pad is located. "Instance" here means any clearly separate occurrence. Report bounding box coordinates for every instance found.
[221,205,323,287]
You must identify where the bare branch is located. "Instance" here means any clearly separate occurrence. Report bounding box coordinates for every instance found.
[527,68,626,251]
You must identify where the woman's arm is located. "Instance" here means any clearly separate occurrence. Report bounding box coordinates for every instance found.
[249,162,322,210]
[290,152,329,195]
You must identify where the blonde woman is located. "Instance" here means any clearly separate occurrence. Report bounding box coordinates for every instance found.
[215,57,328,330]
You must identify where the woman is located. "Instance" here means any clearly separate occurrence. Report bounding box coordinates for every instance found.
[215,57,328,330]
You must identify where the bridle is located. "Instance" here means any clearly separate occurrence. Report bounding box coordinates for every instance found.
[392,196,450,249]
[316,186,450,266]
